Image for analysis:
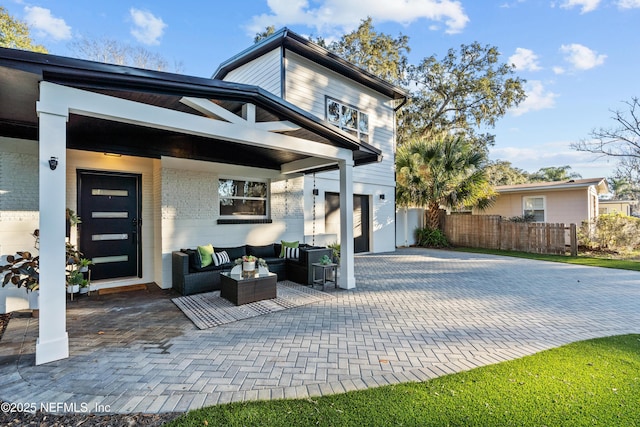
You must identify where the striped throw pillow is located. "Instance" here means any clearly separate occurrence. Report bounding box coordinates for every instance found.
[284,247,299,260]
[213,251,230,266]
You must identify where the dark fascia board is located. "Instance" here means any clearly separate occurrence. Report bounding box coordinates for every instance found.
[212,27,408,101]
[0,47,381,161]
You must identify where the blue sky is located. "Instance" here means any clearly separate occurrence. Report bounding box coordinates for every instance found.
[4,0,640,179]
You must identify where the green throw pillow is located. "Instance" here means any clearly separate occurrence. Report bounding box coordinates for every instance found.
[197,244,214,268]
[280,240,299,258]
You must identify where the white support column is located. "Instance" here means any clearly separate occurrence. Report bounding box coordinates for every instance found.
[338,159,356,289]
[35,89,69,365]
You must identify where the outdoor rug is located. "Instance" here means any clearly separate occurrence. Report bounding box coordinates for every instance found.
[172,280,334,329]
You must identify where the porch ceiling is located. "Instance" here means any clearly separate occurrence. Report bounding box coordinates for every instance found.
[0,47,381,173]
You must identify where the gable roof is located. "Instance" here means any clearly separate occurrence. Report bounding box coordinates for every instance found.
[0,46,381,170]
[496,178,609,195]
[212,27,408,102]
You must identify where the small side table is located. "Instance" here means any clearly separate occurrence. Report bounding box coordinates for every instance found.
[312,263,338,290]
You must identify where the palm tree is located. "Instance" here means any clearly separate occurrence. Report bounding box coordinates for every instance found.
[396,135,495,230]
[608,176,638,200]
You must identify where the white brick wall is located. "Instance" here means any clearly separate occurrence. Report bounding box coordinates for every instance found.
[0,151,39,212]
[161,168,218,220]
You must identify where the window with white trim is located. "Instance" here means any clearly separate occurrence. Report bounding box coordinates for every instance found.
[523,196,545,222]
[218,179,268,218]
[326,97,369,144]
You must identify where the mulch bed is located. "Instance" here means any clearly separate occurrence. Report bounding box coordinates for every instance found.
[0,409,183,426]
[0,313,183,426]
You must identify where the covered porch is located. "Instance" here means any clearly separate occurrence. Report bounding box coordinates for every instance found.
[0,47,381,364]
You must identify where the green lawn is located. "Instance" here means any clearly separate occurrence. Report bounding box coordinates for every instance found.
[454,247,640,272]
[168,335,640,426]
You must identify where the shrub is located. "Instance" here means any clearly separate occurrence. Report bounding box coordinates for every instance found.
[415,227,449,248]
[579,213,640,251]
[507,213,536,223]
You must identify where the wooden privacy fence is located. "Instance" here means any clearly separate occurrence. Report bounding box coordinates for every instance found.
[443,215,578,256]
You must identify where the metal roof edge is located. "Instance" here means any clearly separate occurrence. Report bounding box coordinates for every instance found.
[212,28,408,101]
[496,178,608,194]
[0,46,381,161]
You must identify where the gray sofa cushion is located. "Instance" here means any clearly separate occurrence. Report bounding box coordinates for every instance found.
[247,244,277,259]
[214,246,246,261]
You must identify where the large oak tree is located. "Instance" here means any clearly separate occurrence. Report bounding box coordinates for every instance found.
[0,6,47,53]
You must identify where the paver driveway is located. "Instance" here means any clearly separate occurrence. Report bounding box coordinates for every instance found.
[1,248,638,414]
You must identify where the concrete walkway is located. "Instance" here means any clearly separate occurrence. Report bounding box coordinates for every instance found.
[1,248,638,414]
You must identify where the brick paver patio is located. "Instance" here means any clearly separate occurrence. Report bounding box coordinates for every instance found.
[1,248,638,414]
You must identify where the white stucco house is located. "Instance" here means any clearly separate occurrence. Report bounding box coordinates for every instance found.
[0,28,406,364]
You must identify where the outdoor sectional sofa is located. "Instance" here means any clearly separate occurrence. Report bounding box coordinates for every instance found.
[172,243,333,296]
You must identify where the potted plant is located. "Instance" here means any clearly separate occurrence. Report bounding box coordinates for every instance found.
[66,269,85,294]
[328,242,340,264]
[65,208,81,238]
[1,233,40,315]
[241,255,257,272]
[319,254,332,265]
[77,258,92,272]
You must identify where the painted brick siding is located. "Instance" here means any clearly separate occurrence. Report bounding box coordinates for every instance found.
[0,150,39,212]
[0,139,39,257]
[270,176,304,219]
[159,165,305,258]
[161,168,218,220]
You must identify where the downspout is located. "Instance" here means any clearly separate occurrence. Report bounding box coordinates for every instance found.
[281,31,288,100]
[392,95,408,249]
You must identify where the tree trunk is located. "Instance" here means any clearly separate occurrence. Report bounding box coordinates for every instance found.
[426,202,441,230]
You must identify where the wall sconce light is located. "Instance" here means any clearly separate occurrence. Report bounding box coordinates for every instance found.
[104,152,122,157]
[379,194,385,200]
[312,188,319,196]
[48,157,58,170]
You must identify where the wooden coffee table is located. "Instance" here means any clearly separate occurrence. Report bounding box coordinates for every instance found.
[220,271,277,305]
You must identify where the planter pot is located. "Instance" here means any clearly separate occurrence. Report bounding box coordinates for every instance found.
[242,261,256,271]
[79,286,89,294]
[67,284,80,294]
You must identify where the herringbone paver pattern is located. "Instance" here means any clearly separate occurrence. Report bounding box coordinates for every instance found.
[0,248,638,414]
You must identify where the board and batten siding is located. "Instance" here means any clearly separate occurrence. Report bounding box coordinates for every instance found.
[223,48,283,97]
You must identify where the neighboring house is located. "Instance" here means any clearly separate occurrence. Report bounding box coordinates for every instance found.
[213,28,407,254]
[599,199,638,217]
[475,178,609,225]
[0,31,404,364]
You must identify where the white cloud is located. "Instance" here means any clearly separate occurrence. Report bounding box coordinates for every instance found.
[509,48,542,71]
[552,66,565,75]
[129,8,167,45]
[510,80,558,116]
[560,43,606,70]
[559,0,601,13]
[247,0,469,37]
[24,6,72,41]
[617,0,640,8]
